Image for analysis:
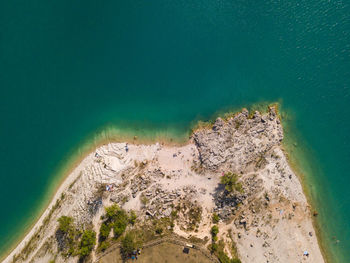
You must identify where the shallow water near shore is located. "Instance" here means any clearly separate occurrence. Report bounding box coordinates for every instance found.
[1,0,349,262]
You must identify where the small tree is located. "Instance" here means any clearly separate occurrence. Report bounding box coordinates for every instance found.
[220,172,243,193]
[211,225,219,238]
[212,213,220,224]
[113,220,127,238]
[57,216,73,233]
[57,216,77,255]
[129,210,137,225]
[210,243,218,253]
[120,233,136,258]
[79,230,96,258]
[99,204,131,243]
[218,250,232,263]
[99,222,111,240]
[218,250,242,263]
[98,241,110,252]
[105,204,121,220]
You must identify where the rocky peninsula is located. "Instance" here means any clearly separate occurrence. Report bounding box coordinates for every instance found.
[3,106,325,263]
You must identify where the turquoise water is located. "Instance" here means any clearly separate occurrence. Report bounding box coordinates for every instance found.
[0,0,349,261]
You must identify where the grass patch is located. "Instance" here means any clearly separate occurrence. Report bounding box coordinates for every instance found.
[220,172,243,193]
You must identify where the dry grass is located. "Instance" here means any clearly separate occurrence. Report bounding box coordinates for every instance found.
[98,242,213,263]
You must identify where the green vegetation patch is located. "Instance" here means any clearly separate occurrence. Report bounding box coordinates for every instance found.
[212,213,220,224]
[101,204,129,239]
[220,172,243,193]
[56,215,98,259]
[120,233,139,259]
[97,205,138,252]
[211,225,219,239]
[56,216,84,257]
[215,240,241,263]
[187,205,202,231]
[209,226,241,263]
[57,216,73,233]
[57,215,79,256]
[79,230,96,258]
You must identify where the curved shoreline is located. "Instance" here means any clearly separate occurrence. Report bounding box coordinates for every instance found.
[280,144,331,263]
[0,127,189,262]
[280,126,338,263]
[1,104,333,263]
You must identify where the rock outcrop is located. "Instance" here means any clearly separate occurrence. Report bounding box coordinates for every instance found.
[193,107,283,173]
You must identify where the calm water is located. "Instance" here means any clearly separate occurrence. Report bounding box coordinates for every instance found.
[1,0,349,261]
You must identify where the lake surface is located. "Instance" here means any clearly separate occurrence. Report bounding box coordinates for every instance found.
[0,0,349,261]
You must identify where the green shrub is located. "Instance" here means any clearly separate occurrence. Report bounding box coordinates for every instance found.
[218,252,241,263]
[57,216,77,255]
[105,204,122,220]
[218,250,231,263]
[129,210,137,225]
[211,225,219,237]
[57,216,73,233]
[210,243,218,253]
[220,172,243,193]
[79,230,96,258]
[188,206,202,227]
[99,205,131,242]
[120,233,136,258]
[113,220,127,238]
[212,213,220,223]
[99,222,111,240]
[98,241,110,252]
[213,238,242,263]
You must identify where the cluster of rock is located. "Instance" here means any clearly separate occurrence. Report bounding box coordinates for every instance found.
[129,175,152,198]
[190,107,280,222]
[192,107,283,173]
[142,184,180,218]
[212,173,266,221]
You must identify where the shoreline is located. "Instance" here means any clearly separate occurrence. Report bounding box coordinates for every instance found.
[1,104,333,263]
[279,105,343,263]
[280,144,331,263]
[0,126,189,263]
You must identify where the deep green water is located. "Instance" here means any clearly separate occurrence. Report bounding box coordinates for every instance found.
[1,0,349,261]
